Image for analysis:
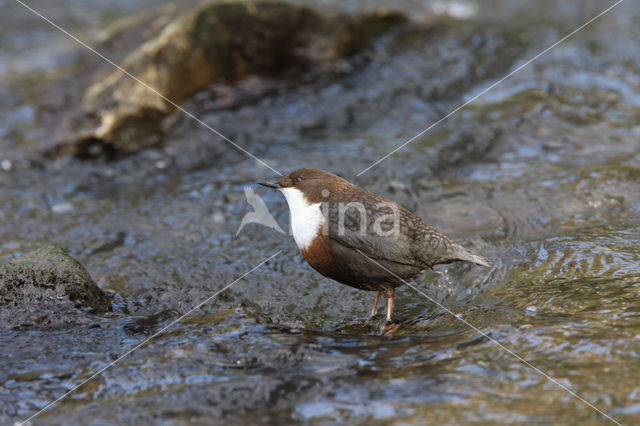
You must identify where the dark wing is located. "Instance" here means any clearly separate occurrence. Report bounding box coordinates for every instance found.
[324,190,425,268]
[325,188,478,268]
[403,215,463,266]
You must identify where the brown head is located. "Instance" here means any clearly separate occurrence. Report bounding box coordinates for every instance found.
[259,168,352,203]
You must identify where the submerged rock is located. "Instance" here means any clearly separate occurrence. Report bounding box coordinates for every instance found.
[123,309,181,335]
[0,245,111,313]
[65,1,405,155]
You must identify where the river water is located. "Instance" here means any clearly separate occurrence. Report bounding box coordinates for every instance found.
[1,0,639,424]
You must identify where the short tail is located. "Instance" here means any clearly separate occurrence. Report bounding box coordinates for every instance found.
[452,246,492,268]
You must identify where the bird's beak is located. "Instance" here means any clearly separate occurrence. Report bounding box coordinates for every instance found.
[259,181,281,189]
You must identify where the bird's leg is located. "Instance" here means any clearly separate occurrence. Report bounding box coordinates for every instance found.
[370,290,383,319]
[385,287,395,322]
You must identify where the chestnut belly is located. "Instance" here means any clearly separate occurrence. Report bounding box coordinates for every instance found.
[301,235,424,291]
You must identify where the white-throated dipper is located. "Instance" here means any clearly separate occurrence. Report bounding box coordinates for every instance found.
[259,168,491,322]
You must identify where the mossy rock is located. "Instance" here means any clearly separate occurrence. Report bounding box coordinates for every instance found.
[68,0,405,155]
[0,245,111,312]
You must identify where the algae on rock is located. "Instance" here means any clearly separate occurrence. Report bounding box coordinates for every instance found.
[0,245,111,312]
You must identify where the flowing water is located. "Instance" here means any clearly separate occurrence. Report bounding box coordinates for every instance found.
[1,0,639,424]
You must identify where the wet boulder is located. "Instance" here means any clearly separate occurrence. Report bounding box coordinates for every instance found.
[67,1,406,155]
[0,245,111,314]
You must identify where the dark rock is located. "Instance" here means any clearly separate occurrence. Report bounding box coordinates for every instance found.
[0,245,111,313]
[63,0,406,155]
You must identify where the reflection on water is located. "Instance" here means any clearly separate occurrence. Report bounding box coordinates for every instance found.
[1,0,640,424]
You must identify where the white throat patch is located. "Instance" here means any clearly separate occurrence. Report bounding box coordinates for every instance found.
[280,187,325,250]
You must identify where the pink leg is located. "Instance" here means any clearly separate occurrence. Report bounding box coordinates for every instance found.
[386,287,395,322]
[370,291,383,318]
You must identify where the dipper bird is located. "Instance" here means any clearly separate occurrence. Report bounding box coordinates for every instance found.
[260,168,491,322]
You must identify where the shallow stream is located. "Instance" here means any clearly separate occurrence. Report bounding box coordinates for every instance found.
[1,0,639,424]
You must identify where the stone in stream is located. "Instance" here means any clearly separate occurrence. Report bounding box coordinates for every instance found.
[0,245,112,327]
[63,1,406,156]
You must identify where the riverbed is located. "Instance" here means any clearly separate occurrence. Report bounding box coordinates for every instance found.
[1,0,639,424]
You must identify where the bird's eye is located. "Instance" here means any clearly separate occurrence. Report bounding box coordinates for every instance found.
[296,176,304,182]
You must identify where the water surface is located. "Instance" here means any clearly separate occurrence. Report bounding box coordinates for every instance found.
[1,0,639,424]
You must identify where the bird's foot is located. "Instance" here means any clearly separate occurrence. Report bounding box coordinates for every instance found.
[380,320,400,334]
